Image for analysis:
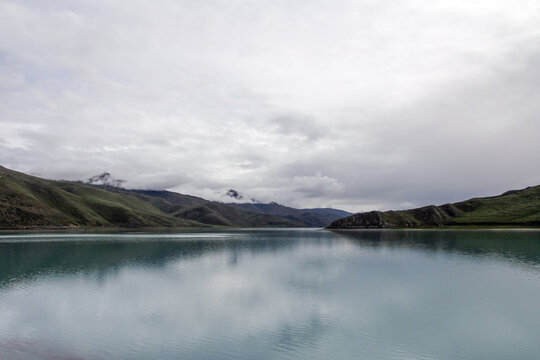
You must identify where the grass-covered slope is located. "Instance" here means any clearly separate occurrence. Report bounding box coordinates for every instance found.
[0,166,202,228]
[0,166,299,229]
[128,190,303,227]
[328,186,540,228]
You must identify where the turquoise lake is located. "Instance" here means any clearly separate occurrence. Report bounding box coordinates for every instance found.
[0,229,539,360]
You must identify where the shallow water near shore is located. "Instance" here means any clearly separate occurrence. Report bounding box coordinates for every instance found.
[0,229,539,360]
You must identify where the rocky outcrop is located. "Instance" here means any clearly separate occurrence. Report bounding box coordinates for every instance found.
[327,211,389,228]
[328,205,459,229]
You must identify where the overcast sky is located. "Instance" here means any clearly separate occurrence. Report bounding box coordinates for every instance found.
[1,0,540,211]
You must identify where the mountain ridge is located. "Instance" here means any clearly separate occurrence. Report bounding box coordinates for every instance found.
[229,202,352,227]
[327,186,540,228]
[0,166,345,229]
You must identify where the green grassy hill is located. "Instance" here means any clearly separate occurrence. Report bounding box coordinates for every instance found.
[128,190,304,227]
[0,166,299,229]
[328,186,540,228]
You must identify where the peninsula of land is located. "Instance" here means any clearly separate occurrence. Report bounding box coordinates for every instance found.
[328,186,540,229]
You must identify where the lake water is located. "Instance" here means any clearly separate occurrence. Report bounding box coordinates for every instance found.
[0,229,539,360]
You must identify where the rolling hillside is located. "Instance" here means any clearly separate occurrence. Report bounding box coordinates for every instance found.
[328,186,540,228]
[0,166,300,229]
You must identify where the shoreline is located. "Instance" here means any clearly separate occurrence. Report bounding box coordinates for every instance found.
[1,225,540,235]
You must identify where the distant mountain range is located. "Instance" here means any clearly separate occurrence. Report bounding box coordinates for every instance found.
[328,186,540,228]
[0,166,350,229]
[229,202,352,227]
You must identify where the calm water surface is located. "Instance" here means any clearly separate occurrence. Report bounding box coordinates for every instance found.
[0,229,539,360]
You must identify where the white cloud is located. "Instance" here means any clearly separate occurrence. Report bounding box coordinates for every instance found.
[1,0,540,211]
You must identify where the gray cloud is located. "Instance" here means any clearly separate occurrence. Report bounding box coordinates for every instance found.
[1,0,540,212]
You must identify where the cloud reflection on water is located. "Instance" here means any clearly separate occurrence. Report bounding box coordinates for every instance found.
[0,229,539,360]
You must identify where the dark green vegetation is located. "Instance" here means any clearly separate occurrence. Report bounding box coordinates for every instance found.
[0,166,303,228]
[0,166,347,229]
[328,186,540,228]
[229,202,352,227]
